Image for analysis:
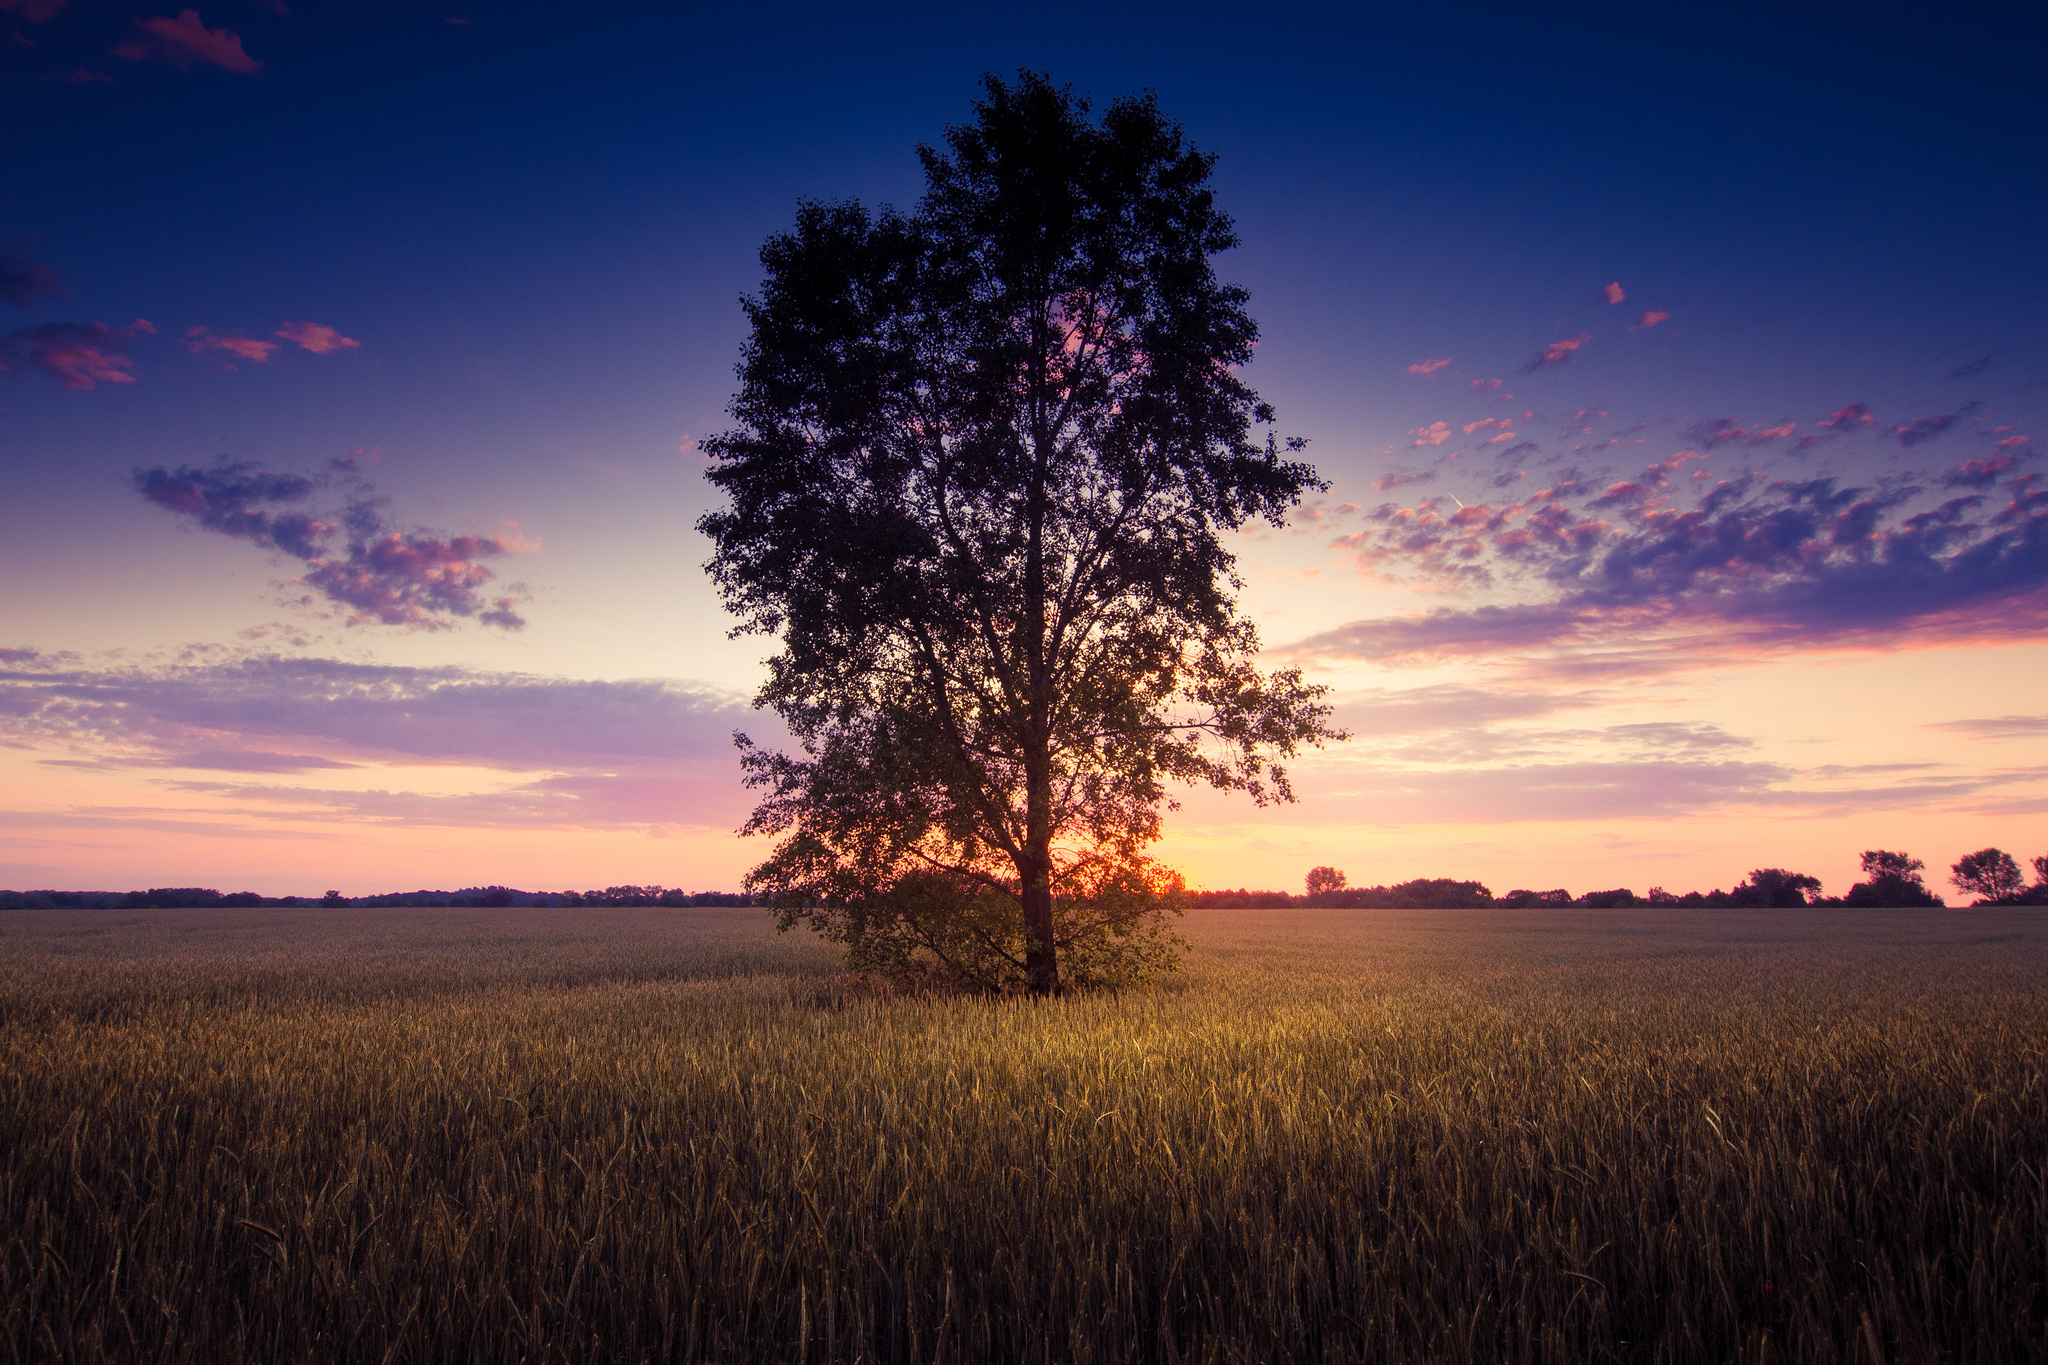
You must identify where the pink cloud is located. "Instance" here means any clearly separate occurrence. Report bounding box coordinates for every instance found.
[1523,333,1589,373]
[1943,457,2019,490]
[1407,357,1451,375]
[1470,378,1502,391]
[1997,435,2029,449]
[1895,404,1978,447]
[0,320,146,390]
[1463,418,1499,435]
[1484,430,1517,445]
[1632,310,1671,330]
[115,10,262,73]
[1602,282,1625,304]
[0,0,68,21]
[275,320,360,355]
[184,325,277,363]
[1751,423,1796,442]
[1411,421,1451,447]
[1819,403,1875,430]
[134,457,535,631]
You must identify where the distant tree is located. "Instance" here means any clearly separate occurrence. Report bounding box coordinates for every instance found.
[1578,888,1636,909]
[700,73,1340,994]
[1729,868,1822,909]
[1304,866,1347,898]
[1382,878,1492,909]
[1952,848,2026,903]
[321,889,346,907]
[1645,886,1680,906]
[1843,849,1944,907]
[477,887,515,908]
[1499,889,1572,909]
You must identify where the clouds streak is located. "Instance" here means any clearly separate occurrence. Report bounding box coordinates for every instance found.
[0,652,772,834]
[1293,460,2048,674]
[133,458,532,630]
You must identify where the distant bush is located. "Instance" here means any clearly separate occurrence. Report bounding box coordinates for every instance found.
[1499,889,1573,909]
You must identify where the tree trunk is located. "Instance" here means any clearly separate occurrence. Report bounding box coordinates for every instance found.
[1021,314,1060,997]
[1020,841,1059,996]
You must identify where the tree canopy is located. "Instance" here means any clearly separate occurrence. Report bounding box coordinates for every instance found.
[699,73,1340,994]
[1951,848,2025,903]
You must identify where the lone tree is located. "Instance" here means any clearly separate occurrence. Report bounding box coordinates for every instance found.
[1844,849,1944,907]
[701,73,1341,995]
[1304,866,1347,898]
[1951,848,2025,903]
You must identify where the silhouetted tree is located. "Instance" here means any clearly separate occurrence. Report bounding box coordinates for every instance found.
[2036,854,2048,886]
[1499,889,1572,909]
[1843,849,1944,907]
[1952,848,2025,903]
[1304,866,1347,898]
[1729,868,1822,908]
[701,73,1340,994]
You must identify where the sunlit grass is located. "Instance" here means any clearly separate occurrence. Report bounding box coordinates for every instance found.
[3,905,2044,1362]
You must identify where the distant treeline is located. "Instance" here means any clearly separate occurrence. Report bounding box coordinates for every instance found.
[11,861,2047,912]
[0,885,753,910]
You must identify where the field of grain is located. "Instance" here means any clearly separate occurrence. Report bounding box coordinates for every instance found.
[2,904,2044,1364]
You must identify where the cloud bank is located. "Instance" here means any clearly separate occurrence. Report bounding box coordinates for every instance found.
[1294,456,2048,675]
[0,318,152,390]
[0,652,771,834]
[115,10,262,73]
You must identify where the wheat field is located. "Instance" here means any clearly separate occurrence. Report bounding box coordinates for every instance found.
[2,904,2044,1363]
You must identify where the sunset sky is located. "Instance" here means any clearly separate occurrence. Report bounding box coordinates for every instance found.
[4,1,2044,899]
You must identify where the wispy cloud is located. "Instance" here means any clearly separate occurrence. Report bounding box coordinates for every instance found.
[1819,403,1876,430]
[275,320,359,354]
[115,9,262,73]
[183,325,277,363]
[1406,357,1451,375]
[0,318,152,390]
[1896,403,1980,448]
[1631,310,1670,330]
[1411,420,1451,447]
[133,457,534,630]
[0,653,770,833]
[1284,464,2048,676]
[1944,457,2020,490]
[1602,282,1625,304]
[0,0,68,22]
[1923,715,2048,740]
[0,250,64,307]
[1523,333,1589,373]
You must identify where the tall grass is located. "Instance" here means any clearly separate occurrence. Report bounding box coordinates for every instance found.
[3,905,2044,1363]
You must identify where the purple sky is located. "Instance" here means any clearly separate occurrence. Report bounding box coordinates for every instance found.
[3,1,2044,898]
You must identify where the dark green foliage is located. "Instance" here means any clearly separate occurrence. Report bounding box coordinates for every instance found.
[700,73,1339,993]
